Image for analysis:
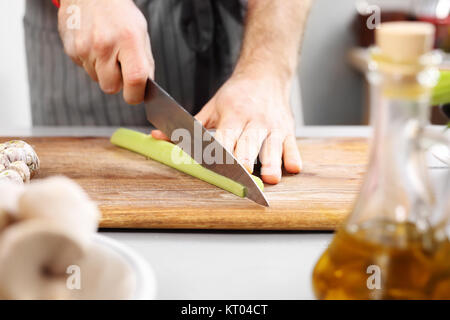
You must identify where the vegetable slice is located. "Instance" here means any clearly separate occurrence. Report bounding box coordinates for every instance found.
[432,70,450,106]
[111,128,264,198]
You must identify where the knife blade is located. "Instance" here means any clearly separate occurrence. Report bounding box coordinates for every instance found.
[144,79,269,207]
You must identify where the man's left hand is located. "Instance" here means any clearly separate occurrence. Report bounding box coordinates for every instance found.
[152,71,302,185]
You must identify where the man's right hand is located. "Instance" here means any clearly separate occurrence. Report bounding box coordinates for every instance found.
[58,0,154,105]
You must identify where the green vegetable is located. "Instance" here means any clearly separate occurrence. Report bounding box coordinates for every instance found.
[432,70,450,106]
[111,128,264,197]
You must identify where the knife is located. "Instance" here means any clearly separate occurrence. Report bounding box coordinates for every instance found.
[144,79,269,207]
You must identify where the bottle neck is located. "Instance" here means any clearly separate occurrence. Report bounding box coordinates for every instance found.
[347,61,438,231]
[371,91,430,157]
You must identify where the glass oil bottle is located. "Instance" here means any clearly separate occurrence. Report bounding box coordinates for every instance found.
[312,22,450,300]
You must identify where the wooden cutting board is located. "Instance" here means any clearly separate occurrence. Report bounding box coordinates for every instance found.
[4,136,368,230]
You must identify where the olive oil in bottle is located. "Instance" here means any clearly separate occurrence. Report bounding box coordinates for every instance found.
[313,221,450,299]
[312,22,450,300]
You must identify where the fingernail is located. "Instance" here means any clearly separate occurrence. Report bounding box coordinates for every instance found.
[261,166,281,178]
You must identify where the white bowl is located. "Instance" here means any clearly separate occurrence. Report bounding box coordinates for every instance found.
[431,144,450,166]
[93,234,157,300]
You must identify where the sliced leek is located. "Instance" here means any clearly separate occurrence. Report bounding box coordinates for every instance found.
[432,70,450,106]
[111,128,264,198]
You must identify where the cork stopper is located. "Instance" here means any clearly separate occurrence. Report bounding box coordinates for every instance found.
[375,22,436,63]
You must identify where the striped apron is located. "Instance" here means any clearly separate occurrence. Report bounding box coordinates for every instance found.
[24,0,246,126]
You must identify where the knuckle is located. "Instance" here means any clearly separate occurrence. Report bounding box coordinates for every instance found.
[125,69,148,87]
[254,116,271,128]
[63,43,76,59]
[74,37,90,58]
[92,33,114,56]
[270,120,282,130]
[136,15,148,30]
[224,103,246,118]
[119,27,139,43]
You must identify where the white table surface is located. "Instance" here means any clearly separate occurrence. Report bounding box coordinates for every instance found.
[1,126,447,300]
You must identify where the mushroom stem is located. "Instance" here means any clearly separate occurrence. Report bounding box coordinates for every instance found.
[0,221,85,299]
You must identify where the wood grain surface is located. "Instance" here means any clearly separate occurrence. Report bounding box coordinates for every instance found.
[3,137,369,230]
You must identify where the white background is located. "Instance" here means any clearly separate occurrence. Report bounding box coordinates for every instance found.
[0,0,30,128]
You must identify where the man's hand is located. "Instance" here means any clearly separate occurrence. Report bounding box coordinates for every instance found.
[201,72,303,184]
[152,70,302,185]
[153,0,311,185]
[58,0,154,104]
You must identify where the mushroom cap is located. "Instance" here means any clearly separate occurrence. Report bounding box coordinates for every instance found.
[0,181,25,228]
[0,169,24,185]
[0,140,40,178]
[9,161,30,183]
[0,153,10,172]
[0,220,85,299]
[17,176,100,246]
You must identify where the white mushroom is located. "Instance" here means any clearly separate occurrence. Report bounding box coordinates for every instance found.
[0,212,7,232]
[0,169,23,184]
[66,242,136,300]
[0,177,138,300]
[8,161,31,183]
[0,221,136,300]
[0,153,10,172]
[0,181,25,229]
[0,140,40,178]
[0,220,85,299]
[1,146,27,163]
[16,176,100,247]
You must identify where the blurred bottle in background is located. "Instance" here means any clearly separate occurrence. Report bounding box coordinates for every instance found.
[414,1,450,123]
[413,0,450,52]
[354,0,450,52]
[352,1,450,125]
[354,0,414,47]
